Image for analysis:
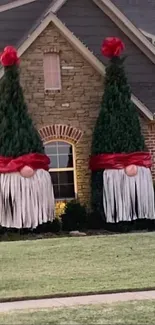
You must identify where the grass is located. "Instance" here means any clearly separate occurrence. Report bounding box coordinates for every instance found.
[0,300,155,324]
[0,233,155,300]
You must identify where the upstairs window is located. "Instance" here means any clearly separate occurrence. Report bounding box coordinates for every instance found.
[43,53,61,90]
[45,141,76,200]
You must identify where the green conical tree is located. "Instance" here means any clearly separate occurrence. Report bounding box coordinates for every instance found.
[91,38,154,223]
[0,46,54,229]
[0,65,44,157]
[92,57,145,154]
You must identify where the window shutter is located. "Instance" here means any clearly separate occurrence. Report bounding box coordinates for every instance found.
[43,53,61,90]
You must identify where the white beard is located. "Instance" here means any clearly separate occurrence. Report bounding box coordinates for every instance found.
[103,167,155,223]
[0,169,55,229]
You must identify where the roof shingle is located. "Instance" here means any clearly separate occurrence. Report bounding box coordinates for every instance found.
[0,0,17,5]
[0,0,52,50]
[112,0,155,35]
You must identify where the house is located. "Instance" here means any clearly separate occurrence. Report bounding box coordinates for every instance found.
[0,0,155,209]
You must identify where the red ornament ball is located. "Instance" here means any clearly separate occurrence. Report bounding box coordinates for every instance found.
[125,165,138,177]
[101,37,125,58]
[0,46,19,67]
[20,166,35,178]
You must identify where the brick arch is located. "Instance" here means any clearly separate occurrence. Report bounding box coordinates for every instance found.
[39,124,83,144]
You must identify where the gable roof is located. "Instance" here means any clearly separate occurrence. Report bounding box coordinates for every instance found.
[0,0,17,4]
[51,0,155,65]
[112,0,155,36]
[48,0,66,13]
[0,11,153,121]
[0,1,15,4]
[0,0,36,12]
[93,0,155,65]
[0,0,52,51]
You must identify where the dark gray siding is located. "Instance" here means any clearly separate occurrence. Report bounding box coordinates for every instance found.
[112,0,155,35]
[58,0,155,113]
[0,0,52,50]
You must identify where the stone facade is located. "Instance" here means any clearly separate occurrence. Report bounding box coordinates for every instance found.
[142,120,155,181]
[20,22,103,206]
[19,22,155,208]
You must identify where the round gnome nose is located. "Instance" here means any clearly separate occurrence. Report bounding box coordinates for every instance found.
[20,166,35,178]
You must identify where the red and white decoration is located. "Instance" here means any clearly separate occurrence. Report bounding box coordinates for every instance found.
[89,37,155,223]
[0,47,55,229]
[90,152,155,222]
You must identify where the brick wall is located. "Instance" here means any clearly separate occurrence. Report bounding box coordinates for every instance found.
[19,22,155,208]
[141,119,155,180]
[20,22,103,206]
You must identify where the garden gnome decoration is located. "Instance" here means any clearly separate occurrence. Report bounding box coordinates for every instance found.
[90,37,155,223]
[0,46,55,228]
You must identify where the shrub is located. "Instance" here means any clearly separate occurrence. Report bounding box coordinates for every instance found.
[86,211,105,230]
[61,200,87,231]
[34,218,62,234]
[51,218,62,233]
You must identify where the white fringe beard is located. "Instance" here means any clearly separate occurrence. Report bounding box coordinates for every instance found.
[0,169,55,229]
[103,167,155,223]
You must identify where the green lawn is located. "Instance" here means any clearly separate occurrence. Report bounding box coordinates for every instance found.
[0,300,155,324]
[0,233,155,300]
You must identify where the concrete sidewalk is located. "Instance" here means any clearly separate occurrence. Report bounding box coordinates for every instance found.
[0,290,155,312]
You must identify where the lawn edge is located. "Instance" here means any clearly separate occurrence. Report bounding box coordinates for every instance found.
[1,287,155,303]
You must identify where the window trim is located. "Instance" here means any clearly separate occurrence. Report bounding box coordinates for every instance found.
[43,53,61,91]
[45,139,77,200]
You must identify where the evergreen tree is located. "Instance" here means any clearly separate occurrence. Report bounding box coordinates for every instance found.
[0,65,44,157]
[91,41,146,217]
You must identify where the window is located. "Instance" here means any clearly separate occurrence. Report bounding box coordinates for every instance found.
[45,141,76,200]
[43,53,61,90]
